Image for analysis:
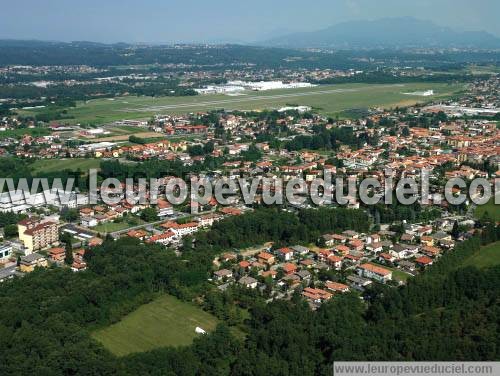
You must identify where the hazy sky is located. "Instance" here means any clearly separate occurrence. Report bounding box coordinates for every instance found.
[1,0,499,43]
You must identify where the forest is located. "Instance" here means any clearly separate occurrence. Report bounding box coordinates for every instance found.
[1,41,499,70]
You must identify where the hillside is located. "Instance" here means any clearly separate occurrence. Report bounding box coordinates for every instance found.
[262,17,500,49]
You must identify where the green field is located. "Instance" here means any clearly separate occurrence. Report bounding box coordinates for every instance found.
[92,295,218,356]
[93,219,146,234]
[389,267,412,282]
[30,158,102,174]
[369,262,411,282]
[104,125,145,136]
[467,64,500,75]
[0,127,51,140]
[475,197,500,222]
[20,82,463,125]
[463,242,500,269]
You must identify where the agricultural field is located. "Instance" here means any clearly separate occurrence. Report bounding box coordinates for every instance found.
[467,64,500,75]
[30,158,102,174]
[20,82,464,125]
[0,126,51,140]
[463,242,500,269]
[92,295,218,356]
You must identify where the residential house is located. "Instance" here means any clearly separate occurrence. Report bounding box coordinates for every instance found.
[148,231,176,246]
[127,229,148,240]
[398,260,416,272]
[327,255,343,270]
[391,244,419,260]
[290,245,310,256]
[238,260,251,270]
[421,246,441,258]
[81,216,98,228]
[213,269,233,281]
[48,247,66,262]
[198,213,222,227]
[71,260,87,272]
[302,287,332,303]
[357,263,392,283]
[257,252,275,265]
[162,221,199,237]
[342,230,359,239]
[296,269,311,282]
[19,253,48,273]
[325,281,350,293]
[366,242,383,254]
[300,259,315,268]
[0,266,20,283]
[420,236,435,247]
[322,233,346,247]
[261,270,278,279]
[282,263,297,275]
[348,239,364,252]
[378,252,396,263]
[157,199,174,217]
[343,254,362,265]
[415,256,433,267]
[221,253,237,262]
[0,242,12,262]
[400,233,415,243]
[366,234,381,244]
[88,237,103,247]
[347,275,373,290]
[239,276,258,289]
[334,244,350,256]
[277,247,294,261]
[433,231,452,243]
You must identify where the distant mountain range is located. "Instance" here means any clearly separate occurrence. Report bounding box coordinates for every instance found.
[260,17,500,49]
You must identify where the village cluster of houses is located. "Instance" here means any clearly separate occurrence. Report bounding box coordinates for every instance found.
[0,218,105,283]
[210,219,461,309]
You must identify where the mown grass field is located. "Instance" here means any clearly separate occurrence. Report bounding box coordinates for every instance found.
[463,242,500,269]
[92,295,218,356]
[30,158,102,174]
[475,197,500,222]
[20,82,463,125]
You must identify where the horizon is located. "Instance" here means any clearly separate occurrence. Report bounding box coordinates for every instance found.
[0,0,499,44]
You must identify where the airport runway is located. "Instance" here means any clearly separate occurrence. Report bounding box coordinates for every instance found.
[116,84,406,113]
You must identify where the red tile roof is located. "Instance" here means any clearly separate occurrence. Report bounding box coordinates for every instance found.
[359,263,391,276]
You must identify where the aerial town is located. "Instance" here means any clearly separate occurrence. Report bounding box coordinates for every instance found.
[0,3,499,375]
[1,74,498,305]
